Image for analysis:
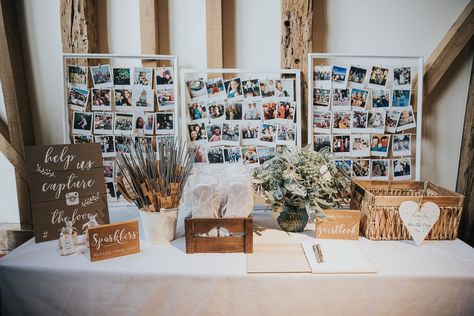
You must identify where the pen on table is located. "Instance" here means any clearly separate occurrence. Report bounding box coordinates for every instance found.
[312,243,324,263]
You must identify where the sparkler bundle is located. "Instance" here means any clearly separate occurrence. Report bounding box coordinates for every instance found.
[115,138,196,211]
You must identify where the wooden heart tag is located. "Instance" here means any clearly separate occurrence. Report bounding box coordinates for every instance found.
[399,201,440,246]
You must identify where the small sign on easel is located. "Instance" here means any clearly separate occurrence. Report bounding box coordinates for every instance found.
[315,209,360,240]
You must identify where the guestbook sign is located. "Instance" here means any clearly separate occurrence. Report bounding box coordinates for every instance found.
[26,143,110,243]
[315,209,360,240]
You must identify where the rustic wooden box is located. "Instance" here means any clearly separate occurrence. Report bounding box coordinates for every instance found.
[184,216,253,254]
[350,180,464,241]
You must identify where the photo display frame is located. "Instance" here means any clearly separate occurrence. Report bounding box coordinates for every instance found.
[308,53,423,181]
[180,68,302,166]
[62,53,179,202]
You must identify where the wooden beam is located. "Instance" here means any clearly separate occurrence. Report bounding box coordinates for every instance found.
[206,0,223,69]
[0,119,9,143]
[456,57,474,247]
[140,0,159,55]
[422,2,474,98]
[281,0,312,145]
[0,131,28,181]
[0,0,33,229]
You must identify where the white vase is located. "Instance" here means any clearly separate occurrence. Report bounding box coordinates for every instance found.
[139,208,178,245]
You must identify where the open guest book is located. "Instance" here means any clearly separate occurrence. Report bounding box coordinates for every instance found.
[301,239,377,274]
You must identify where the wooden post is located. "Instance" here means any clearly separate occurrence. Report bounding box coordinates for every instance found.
[140,0,160,55]
[456,58,474,247]
[206,0,223,69]
[0,0,35,229]
[281,0,312,145]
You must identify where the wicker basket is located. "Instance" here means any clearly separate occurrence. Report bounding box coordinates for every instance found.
[350,180,464,241]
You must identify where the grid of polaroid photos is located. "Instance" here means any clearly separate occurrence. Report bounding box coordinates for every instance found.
[184,74,297,165]
[66,63,176,198]
[312,64,416,181]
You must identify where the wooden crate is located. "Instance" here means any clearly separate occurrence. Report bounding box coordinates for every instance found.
[350,180,464,241]
[184,216,253,254]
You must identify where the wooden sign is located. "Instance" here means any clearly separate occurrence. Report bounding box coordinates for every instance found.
[399,201,440,246]
[315,209,360,240]
[25,143,109,243]
[88,220,140,262]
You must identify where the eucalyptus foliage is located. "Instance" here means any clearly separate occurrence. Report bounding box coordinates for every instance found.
[253,146,350,220]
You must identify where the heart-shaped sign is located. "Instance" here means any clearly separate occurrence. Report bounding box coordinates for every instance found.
[399,201,440,246]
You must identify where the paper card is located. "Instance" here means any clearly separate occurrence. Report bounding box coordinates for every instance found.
[315,209,360,240]
[399,201,440,246]
[89,220,140,262]
[25,143,110,243]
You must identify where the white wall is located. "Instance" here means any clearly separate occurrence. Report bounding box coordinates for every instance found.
[0,0,471,223]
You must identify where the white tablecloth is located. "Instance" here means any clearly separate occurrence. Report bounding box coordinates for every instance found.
[1,210,473,316]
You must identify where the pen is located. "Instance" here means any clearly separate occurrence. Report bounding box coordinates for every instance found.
[312,243,324,263]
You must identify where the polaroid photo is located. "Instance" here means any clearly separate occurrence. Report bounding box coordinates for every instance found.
[155,67,174,85]
[352,159,371,179]
[371,159,390,180]
[224,77,243,99]
[313,88,331,108]
[243,101,262,120]
[397,106,416,132]
[95,135,115,157]
[392,89,411,107]
[351,110,368,133]
[155,134,173,148]
[385,110,401,133]
[133,67,153,86]
[192,145,208,163]
[222,122,241,145]
[224,147,243,164]
[114,112,134,135]
[135,112,155,135]
[368,66,389,88]
[187,78,208,100]
[242,146,259,165]
[188,100,208,122]
[188,123,207,143]
[260,79,276,98]
[132,86,154,111]
[156,85,175,111]
[276,123,297,146]
[67,87,89,110]
[259,123,277,145]
[115,136,133,154]
[313,110,332,134]
[206,123,223,145]
[91,88,112,111]
[207,146,225,164]
[350,88,369,109]
[331,65,349,88]
[274,79,294,99]
[73,135,93,144]
[351,134,370,157]
[68,65,88,87]
[332,110,352,134]
[367,110,386,134]
[113,68,131,86]
[208,100,225,122]
[262,100,278,121]
[332,88,351,109]
[258,147,276,165]
[106,181,118,200]
[314,65,332,85]
[114,88,133,111]
[103,160,115,183]
[392,158,412,180]
[206,77,226,99]
[155,112,174,134]
[241,121,260,145]
[347,66,367,87]
[371,90,391,108]
[275,101,296,122]
[241,79,261,98]
[314,134,331,152]
[225,102,243,120]
[393,67,412,88]
[93,112,114,135]
[370,134,390,157]
[332,135,351,157]
[335,160,352,176]
[392,134,412,157]
[72,111,93,135]
[90,64,113,88]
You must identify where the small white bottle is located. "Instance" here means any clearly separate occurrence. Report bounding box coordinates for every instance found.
[58,227,76,256]
[83,214,99,246]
